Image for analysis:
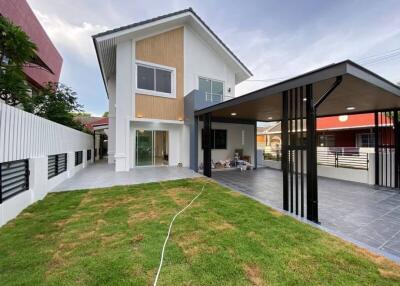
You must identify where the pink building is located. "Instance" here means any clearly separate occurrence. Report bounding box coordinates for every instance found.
[0,0,62,91]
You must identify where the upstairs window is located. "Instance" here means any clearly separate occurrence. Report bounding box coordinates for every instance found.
[136,61,174,97]
[199,77,224,103]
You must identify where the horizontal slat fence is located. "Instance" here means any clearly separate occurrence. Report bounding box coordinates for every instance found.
[0,102,93,163]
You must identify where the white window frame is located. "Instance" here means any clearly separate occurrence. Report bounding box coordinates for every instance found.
[356,133,375,148]
[135,60,176,98]
[198,76,225,102]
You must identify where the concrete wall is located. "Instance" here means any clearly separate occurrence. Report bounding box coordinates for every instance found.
[184,25,236,98]
[198,122,255,167]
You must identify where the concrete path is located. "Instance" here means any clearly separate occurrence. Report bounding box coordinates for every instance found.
[213,168,400,261]
[52,161,202,192]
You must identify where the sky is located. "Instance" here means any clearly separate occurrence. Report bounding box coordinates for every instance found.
[27,0,400,117]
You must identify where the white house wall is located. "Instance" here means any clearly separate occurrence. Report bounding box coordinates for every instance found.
[184,25,236,97]
[115,40,133,171]
[107,74,116,164]
[197,122,255,167]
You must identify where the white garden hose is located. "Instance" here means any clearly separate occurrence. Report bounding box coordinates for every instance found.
[153,185,205,286]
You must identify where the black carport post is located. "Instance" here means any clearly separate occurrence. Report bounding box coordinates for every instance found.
[374,112,379,186]
[203,113,212,177]
[306,84,318,223]
[394,110,400,188]
[281,90,289,211]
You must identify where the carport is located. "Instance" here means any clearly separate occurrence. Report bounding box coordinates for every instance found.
[195,60,400,224]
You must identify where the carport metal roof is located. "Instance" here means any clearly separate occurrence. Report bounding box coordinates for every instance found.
[195,60,400,121]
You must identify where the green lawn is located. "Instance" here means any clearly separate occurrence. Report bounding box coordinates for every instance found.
[0,178,399,285]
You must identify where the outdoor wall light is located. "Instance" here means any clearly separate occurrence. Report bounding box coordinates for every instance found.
[231,112,237,116]
[137,114,143,118]
[346,106,356,111]
[267,116,273,120]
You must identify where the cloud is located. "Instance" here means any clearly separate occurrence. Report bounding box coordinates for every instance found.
[34,9,108,66]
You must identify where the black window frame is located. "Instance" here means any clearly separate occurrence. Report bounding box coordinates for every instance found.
[0,159,29,203]
[87,149,92,161]
[75,151,83,166]
[201,129,227,150]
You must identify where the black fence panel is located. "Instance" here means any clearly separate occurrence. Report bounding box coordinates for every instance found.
[0,159,29,203]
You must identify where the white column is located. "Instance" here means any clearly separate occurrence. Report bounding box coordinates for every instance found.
[107,74,116,164]
[115,40,133,172]
[29,156,48,202]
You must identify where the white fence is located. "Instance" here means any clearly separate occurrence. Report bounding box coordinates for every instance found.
[0,102,94,226]
[0,102,92,163]
[261,149,376,185]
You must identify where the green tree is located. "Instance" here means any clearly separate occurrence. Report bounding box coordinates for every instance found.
[29,82,85,130]
[0,16,37,107]
[102,111,109,117]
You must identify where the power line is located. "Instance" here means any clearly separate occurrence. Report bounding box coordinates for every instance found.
[244,47,400,82]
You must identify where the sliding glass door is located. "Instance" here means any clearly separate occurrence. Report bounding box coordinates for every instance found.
[136,130,168,166]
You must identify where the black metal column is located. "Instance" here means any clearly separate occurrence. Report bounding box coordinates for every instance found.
[203,113,212,177]
[282,91,289,211]
[306,84,318,223]
[374,112,379,185]
[394,110,400,188]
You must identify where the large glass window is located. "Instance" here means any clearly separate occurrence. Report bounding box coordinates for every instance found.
[356,133,375,147]
[318,134,335,147]
[137,63,173,95]
[199,77,224,103]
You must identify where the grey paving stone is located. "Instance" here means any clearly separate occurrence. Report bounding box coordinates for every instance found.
[212,167,400,259]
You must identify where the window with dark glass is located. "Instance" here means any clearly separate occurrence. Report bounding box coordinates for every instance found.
[137,64,172,94]
[201,129,227,150]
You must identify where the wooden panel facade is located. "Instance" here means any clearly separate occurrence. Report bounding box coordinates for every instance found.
[135,27,184,121]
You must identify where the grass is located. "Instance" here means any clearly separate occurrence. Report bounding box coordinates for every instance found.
[0,178,399,285]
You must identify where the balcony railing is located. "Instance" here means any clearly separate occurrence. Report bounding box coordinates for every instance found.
[205,92,234,103]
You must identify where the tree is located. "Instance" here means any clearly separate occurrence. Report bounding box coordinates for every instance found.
[102,111,109,117]
[0,16,37,107]
[29,82,85,130]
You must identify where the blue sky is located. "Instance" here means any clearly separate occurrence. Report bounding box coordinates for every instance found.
[28,0,400,116]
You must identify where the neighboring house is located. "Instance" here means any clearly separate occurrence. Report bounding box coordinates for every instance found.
[0,0,63,94]
[258,113,394,150]
[74,116,110,161]
[93,8,253,171]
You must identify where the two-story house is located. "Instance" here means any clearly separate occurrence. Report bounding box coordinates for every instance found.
[93,8,254,171]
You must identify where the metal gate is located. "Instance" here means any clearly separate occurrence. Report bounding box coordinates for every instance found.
[374,110,400,189]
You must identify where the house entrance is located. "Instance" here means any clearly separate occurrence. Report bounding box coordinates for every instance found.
[136,130,169,166]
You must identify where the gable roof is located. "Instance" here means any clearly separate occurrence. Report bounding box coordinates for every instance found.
[93,8,252,95]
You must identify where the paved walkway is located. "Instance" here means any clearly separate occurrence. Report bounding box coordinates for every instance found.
[213,168,400,261]
[52,161,202,192]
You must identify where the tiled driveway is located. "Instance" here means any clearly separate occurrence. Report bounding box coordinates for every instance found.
[213,168,400,260]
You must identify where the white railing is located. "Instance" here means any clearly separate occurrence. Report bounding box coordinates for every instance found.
[0,102,92,163]
[205,92,234,103]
